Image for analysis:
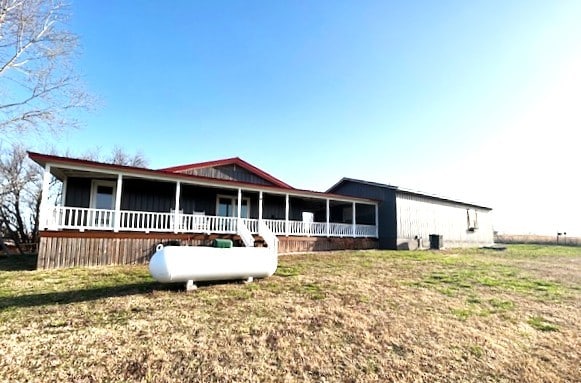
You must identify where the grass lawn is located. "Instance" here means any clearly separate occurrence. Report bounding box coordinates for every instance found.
[0,245,579,382]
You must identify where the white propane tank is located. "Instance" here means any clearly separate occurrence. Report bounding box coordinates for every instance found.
[149,244,278,283]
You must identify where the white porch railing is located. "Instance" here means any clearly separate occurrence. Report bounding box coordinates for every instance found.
[237,218,255,247]
[262,219,285,234]
[121,211,174,232]
[242,218,258,233]
[44,206,377,238]
[48,206,116,231]
[180,215,238,234]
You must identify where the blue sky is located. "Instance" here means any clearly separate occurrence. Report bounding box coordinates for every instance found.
[32,0,581,235]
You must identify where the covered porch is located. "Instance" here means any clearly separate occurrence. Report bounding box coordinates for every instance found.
[38,164,379,240]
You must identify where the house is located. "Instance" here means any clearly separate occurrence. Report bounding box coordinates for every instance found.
[29,152,379,269]
[327,178,494,250]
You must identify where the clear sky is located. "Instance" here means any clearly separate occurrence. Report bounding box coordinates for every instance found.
[31,0,581,236]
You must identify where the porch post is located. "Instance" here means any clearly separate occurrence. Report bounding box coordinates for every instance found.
[285,194,289,236]
[174,181,181,233]
[113,174,123,232]
[375,203,379,238]
[38,164,51,230]
[237,187,242,216]
[326,199,330,238]
[237,188,242,233]
[258,191,263,225]
[352,202,356,238]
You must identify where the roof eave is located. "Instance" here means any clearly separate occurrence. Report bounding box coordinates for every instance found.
[327,177,492,211]
[28,152,378,204]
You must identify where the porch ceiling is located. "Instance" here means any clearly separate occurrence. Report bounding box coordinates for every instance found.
[50,167,117,181]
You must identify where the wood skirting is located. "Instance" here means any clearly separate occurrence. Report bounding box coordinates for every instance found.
[277,236,378,254]
[37,231,379,269]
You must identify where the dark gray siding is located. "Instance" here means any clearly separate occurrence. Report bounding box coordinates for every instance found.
[178,165,276,186]
[288,198,326,221]
[263,194,285,219]
[63,178,349,223]
[65,178,91,208]
[180,185,218,215]
[121,180,175,212]
[262,195,349,222]
[329,182,397,249]
[356,203,376,225]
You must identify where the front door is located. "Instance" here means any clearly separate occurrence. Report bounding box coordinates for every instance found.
[90,180,116,227]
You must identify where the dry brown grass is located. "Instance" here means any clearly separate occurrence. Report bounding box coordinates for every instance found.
[0,245,579,382]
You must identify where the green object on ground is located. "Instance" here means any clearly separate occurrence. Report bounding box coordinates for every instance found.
[213,239,233,248]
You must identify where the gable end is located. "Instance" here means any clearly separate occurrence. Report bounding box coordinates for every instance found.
[175,164,278,187]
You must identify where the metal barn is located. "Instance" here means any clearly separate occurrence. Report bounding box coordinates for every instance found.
[328,178,494,250]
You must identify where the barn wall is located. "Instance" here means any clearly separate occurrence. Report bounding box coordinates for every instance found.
[396,192,494,248]
[328,182,397,249]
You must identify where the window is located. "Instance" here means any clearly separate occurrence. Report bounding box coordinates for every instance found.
[216,195,250,218]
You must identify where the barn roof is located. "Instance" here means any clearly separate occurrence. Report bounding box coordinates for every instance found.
[328,177,492,210]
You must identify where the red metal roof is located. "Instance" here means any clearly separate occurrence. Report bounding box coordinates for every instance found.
[27,152,378,204]
[159,157,293,189]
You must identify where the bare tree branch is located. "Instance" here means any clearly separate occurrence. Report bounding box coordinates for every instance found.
[1,144,149,252]
[0,0,91,135]
[0,143,42,251]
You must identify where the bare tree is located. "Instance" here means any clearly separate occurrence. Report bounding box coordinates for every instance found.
[76,145,149,167]
[0,145,149,253]
[0,143,42,253]
[0,0,90,135]
[108,146,148,167]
